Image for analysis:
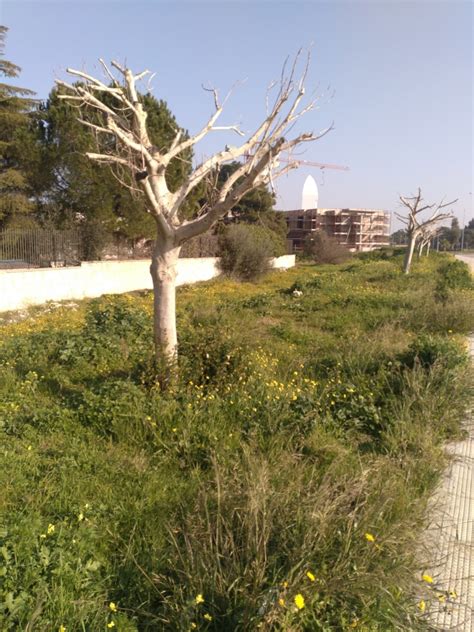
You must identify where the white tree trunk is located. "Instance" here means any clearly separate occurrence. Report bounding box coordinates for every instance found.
[426,242,431,255]
[150,234,181,362]
[404,234,416,274]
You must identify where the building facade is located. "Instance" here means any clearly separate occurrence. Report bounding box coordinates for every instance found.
[283,208,391,253]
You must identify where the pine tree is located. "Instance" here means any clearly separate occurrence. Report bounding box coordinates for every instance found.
[35,88,196,255]
[0,26,37,228]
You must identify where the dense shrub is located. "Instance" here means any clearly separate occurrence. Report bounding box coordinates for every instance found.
[437,259,472,290]
[435,258,472,304]
[218,224,276,281]
[398,333,468,370]
[303,230,352,264]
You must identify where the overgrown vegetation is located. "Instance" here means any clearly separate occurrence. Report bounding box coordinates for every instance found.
[218,224,283,281]
[0,254,473,631]
[303,230,352,264]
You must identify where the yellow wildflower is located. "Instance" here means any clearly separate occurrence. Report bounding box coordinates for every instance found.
[47,524,55,534]
[107,623,115,629]
[203,613,212,621]
[418,600,426,612]
[422,574,433,584]
[281,581,288,588]
[278,598,285,607]
[59,626,66,632]
[191,624,197,630]
[109,602,117,612]
[78,512,84,522]
[195,594,204,605]
[294,594,305,610]
[306,571,316,582]
[364,533,375,543]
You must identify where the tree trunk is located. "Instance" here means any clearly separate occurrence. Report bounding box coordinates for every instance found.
[403,234,416,274]
[150,234,181,364]
[426,242,431,255]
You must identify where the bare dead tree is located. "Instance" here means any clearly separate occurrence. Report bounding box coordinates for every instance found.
[396,188,456,274]
[56,53,331,368]
[417,224,442,257]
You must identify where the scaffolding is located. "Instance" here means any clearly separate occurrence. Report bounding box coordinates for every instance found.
[283,208,391,253]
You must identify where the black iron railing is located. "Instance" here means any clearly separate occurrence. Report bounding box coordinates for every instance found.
[0,229,82,269]
[0,228,220,269]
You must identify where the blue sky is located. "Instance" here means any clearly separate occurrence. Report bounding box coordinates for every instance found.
[2,0,473,228]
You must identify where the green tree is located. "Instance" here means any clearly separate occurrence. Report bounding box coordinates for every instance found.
[34,88,194,255]
[390,228,408,245]
[463,218,474,249]
[449,217,461,249]
[0,26,37,229]
[215,161,287,249]
[437,218,461,251]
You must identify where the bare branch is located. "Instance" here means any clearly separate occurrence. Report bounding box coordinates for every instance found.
[211,125,245,136]
[135,69,151,82]
[85,152,131,167]
[202,83,220,110]
[110,60,126,75]
[99,58,120,86]
[65,67,107,87]
[79,119,114,136]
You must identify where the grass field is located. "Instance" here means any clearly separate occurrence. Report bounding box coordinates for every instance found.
[0,252,473,631]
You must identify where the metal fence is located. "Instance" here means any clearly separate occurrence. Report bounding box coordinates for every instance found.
[0,229,82,269]
[0,228,220,270]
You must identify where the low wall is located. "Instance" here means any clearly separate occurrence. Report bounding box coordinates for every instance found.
[0,255,295,313]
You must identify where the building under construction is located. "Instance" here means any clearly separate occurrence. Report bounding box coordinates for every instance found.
[283,208,391,253]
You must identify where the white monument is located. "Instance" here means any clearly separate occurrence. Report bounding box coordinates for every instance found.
[301,175,318,210]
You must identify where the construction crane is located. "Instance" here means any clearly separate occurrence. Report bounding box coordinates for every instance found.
[241,153,349,209]
[242,151,349,172]
[278,158,349,171]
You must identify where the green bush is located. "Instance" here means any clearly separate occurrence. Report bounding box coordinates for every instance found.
[435,258,472,304]
[398,333,468,370]
[303,230,352,264]
[437,259,472,290]
[218,224,276,281]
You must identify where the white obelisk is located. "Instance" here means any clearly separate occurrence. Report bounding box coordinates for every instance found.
[302,175,318,210]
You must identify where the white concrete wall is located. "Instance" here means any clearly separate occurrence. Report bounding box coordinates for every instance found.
[0,255,295,312]
[270,254,295,269]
